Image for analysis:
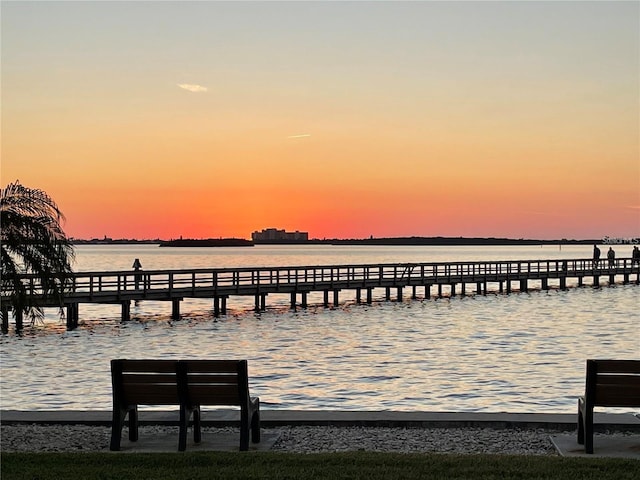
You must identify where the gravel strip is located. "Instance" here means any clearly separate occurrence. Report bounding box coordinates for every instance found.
[1,424,561,455]
[270,426,559,455]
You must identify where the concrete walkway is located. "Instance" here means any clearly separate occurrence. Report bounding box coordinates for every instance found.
[3,409,639,430]
[2,410,639,458]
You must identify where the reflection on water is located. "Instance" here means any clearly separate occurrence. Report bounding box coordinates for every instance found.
[1,245,638,412]
[2,286,638,412]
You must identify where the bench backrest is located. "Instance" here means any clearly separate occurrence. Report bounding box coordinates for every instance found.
[111,359,180,406]
[179,359,250,406]
[111,359,250,407]
[585,359,640,407]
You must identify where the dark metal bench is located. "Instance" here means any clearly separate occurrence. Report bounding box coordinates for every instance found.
[577,359,640,453]
[110,359,260,451]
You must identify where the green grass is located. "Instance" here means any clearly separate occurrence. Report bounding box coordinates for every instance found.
[2,452,638,480]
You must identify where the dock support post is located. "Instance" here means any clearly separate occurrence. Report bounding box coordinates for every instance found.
[425,285,431,299]
[411,286,417,299]
[333,290,339,307]
[301,292,307,308]
[461,283,466,296]
[450,284,456,297]
[609,274,615,285]
[255,295,260,312]
[506,281,511,294]
[290,292,296,310]
[323,291,329,307]
[476,282,482,295]
[623,273,629,284]
[560,277,567,290]
[438,284,442,298]
[593,275,600,287]
[366,288,373,304]
[541,278,548,290]
[1,306,8,334]
[520,280,528,292]
[171,299,180,320]
[261,294,267,311]
[213,297,220,317]
[14,308,23,332]
[385,287,391,301]
[121,301,130,322]
[356,288,362,304]
[397,287,403,302]
[66,304,72,329]
[578,277,583,287]
[66,303,79,330]
[221,296,227,314]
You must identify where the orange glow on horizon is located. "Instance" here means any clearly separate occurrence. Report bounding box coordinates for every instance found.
[2,2,638,240]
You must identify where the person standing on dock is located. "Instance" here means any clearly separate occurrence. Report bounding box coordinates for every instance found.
[592,244,601,268]
[607,247,615,267]
[132,258,142,289]
[632,246,640,266]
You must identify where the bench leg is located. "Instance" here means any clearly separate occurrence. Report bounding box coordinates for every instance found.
[240,407,250,451]
[578,397,594,454]
[110,407,127,451]
[577,408,584,445]
[251,399,260,444]
[129,406,139,442]
[193,407,202,444]
[179,405,189,452]
[584,407,594,454]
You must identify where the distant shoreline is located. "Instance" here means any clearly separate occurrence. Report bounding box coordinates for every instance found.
[71,236,604,247]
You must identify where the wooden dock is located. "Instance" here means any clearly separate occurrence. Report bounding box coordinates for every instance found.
[2,257,638,332]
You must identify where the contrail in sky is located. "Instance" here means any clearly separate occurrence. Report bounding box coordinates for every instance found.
[287,134,311,139]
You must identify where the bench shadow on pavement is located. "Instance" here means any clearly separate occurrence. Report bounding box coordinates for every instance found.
[112,430,280,453]
[550,433,640,459]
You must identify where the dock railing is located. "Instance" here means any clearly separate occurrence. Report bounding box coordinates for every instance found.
[3,257,637,306]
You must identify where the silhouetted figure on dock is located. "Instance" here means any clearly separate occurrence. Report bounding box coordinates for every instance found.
[633,246,640,266]
[132,258,142,289]
[607,247,615,267]
[592,245,601,267]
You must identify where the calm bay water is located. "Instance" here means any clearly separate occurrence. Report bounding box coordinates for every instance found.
[1,244,638,413]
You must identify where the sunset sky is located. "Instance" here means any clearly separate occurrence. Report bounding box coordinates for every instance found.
[2,1,639,240]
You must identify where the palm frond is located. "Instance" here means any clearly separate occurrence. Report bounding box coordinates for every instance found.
[1,181,75,325]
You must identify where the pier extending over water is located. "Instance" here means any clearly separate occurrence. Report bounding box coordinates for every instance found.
[2,257,638,332]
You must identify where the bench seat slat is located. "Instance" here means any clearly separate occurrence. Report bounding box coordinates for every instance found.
[187,384,240,402]
[119,360,177,372]
[186,374,239,384]
[183,360,241,373]
[595,385,640,406]
[123,393,181,405]
[122,374,177,384]
[592,360,640,374]
[187,395,241,406]
[123,385,179,402]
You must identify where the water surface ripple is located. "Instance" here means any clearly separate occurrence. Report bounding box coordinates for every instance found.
[1,245,638,413]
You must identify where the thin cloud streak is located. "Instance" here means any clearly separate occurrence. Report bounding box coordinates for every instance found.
[287,134,311,139]
[178,84,208,93]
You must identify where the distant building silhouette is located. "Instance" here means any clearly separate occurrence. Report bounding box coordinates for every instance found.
[251,228,308,243]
